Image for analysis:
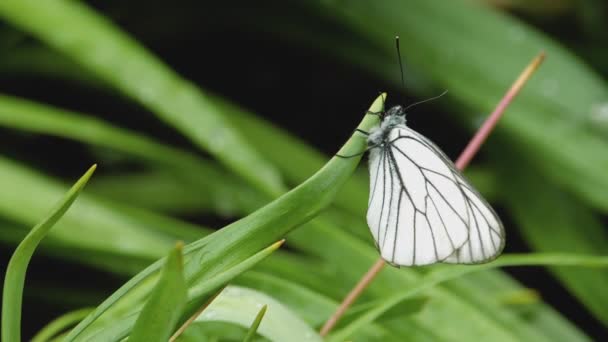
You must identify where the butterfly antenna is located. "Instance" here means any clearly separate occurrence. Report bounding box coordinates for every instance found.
[403,90,448,112]
[395,36,406,94]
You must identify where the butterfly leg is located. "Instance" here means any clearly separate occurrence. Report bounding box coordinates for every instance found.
[335,145,378,158]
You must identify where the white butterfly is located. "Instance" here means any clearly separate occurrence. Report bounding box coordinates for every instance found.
[363,105,505,266]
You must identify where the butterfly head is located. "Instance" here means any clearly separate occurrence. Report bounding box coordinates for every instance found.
[382,105,407,127]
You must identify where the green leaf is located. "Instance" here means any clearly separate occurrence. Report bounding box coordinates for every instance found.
[0,156,180,262]
[0,0,285,197]
[328,253,608,341]
[129,242,187,342]
[30,308,93,342]
[243,304,267,342]
[195,286,321,342]
[64,95,383,341]
[496,149,608,325]
[74,240,285,341]
[1,164,96,342]
[0,94,262,215]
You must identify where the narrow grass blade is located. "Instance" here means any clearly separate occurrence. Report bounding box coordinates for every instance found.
[243,304,267,342]
[1,164,96,342]
[328,253,608,341]
[30,308,93,342]
[129,242,187,342]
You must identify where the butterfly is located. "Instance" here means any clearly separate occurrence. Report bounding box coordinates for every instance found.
[356,104,505,266]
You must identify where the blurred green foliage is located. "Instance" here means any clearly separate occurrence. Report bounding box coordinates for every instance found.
[0,0,607,341]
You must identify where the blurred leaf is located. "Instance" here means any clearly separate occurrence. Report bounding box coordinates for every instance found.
[195,286,321,342]
[328,253,608,341]
[31,308,93,342]
[0,94,263,215]
[1,165,95,342]
[130,243,187,342]
[0,156,179,261]
[496,149,608,325]
[235,272,395,341]
[0,0,285,197]
[341,297,428,327]
[174,322,248,342]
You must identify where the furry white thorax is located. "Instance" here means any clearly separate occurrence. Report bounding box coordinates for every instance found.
[367,105,407,146]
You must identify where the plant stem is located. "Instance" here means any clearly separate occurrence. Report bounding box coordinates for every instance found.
[319,52,545,337]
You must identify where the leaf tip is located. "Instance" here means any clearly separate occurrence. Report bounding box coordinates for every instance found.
[272,239,286,249]
[259,304,268,316]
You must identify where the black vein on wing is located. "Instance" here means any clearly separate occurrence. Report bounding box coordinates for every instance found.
[392,190,404,263]
[426,182,457,252]
[424,196,440,261]
[368,150,384,206]
[390,126,506,263]
[471,204,487,260]
[381,149,396,251]
[377,149,388,241]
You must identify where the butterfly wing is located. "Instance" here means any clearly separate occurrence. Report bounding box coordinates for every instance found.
[367,125,504,266]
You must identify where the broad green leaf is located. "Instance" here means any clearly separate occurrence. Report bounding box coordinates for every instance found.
[194,286,321,342]
[1,165,95,342]
[129,243,187,342]
[0,0,285,197]
[328,253,608,341]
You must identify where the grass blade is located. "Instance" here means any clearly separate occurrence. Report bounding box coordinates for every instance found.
[129,242,187,342]
[1,164,96,342]
[30,308,93,342]
[243,304,267,342]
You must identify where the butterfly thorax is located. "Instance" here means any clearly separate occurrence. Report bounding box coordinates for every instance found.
[367,105,407,146]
